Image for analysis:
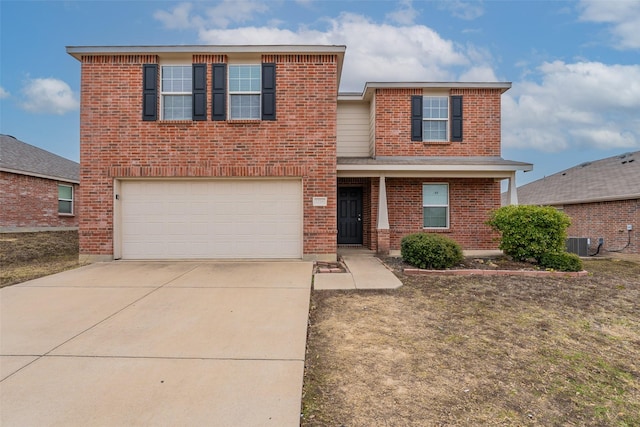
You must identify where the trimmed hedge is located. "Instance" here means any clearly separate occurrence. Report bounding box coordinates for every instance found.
[401,233,463,270]
[539,251,583,272]
[487,205,571,262]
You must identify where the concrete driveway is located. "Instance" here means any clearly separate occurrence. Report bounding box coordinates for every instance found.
[0,261,313,426]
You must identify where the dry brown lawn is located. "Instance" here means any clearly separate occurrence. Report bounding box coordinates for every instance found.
[302,258,640,426]
[0,231,83,287]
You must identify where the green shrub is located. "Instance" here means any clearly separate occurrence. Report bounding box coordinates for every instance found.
[487,205,571,262]
[400,233,464,270]
[539,251,583,272]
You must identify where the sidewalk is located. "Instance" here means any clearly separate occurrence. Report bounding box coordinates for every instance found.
[314,253,403,290]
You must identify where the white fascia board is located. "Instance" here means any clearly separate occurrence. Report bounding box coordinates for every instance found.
[338,170,520,179]
[342,81,513,99]
[337,163,532,172]
[0,167,79,184]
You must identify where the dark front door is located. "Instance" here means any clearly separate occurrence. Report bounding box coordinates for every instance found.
[338,187,363,245]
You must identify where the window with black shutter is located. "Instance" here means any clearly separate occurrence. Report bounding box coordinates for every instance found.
[211,63,226,121]
[411,95,463,142]
[142,64,158,121]
[192,64,207,121]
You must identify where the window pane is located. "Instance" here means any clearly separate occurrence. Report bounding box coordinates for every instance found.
[163,95,192,120]
[423,184,448,205]
[229,65,261,92]
[423,120,447,141]
[423,96,448,119]
[59,200,72,214]
[423,207,447,227]
[162,66,191,92]
[58,185,72,200]
[230,94,260,119]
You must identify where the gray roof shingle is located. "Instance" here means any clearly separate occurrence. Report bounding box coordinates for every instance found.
[516,151,640,205]
[0,134,79,183]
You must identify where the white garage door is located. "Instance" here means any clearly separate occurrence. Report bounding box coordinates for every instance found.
[119,180,302,259]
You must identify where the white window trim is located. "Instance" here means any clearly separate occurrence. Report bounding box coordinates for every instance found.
[422,96,449,142]
[228,64,261,120]
[160,64,192,121]
[422,182,449,229]
[58,184,74,216]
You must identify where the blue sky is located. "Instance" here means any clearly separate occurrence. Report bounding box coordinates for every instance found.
[1,0,639,187]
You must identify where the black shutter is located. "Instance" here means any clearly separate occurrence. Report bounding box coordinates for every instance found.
[211,63,226,121]
[142,64,158,121]
[451,95,463,142]
[262,63,276,121]
[192,64,207,121]
[411,95,423,141]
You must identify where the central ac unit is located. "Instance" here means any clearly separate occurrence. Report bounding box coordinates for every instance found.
[566,237,589,257]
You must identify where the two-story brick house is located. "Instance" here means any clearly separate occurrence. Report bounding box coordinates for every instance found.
[67,45,531,262]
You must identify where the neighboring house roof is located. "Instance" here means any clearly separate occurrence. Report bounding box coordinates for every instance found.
[516,151,640,206]
[0,134,79,183]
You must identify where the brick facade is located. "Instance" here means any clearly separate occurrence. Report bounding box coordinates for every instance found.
[78,53,338,258]
[72,45,521,259]
[374,88,503,157]
[386,178,500,250]
[563,200,640,255]
[337,177,502,252]
[0,171,79,228]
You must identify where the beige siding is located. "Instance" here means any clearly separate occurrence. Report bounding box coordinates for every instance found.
[337,102,371,157]
[369,96,376,157]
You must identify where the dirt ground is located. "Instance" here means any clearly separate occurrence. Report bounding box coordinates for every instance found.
[0,231,83,287]
[302,257,640,426]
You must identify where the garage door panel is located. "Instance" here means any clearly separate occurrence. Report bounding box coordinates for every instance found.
[120,180,302,259]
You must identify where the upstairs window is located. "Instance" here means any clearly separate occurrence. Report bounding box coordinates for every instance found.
[58,184,73,215]
[161,65,192,120]
[228,65,261,120]
[411,95,463,142]
[142,62,274,122]
[422,96,449,141]
[423,183,449,228]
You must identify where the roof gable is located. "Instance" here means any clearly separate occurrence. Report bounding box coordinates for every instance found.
[0,135,79,183]
[518,151,640,205]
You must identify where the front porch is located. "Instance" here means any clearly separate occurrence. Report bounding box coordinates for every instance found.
[336,156,532,255]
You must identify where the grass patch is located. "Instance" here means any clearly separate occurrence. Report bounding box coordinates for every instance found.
[0,231,83,287]
[302,258,640,426]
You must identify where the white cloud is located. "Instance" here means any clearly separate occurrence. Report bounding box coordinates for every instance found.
[503,61,640,152]
[439,0,484,21]
[20,78,79,115]
[386,0,419,25]
[153,3,198,30]
[0,86,9,99]
[154,1,269,30]
[579,0,640,49]
[197,12,491,91]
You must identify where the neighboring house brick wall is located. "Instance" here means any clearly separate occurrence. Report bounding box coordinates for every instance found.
[79,54,338,257]
[374,88,503,157]
[563,199,640,255]
[0,171,79,228]
[386,178,501,250]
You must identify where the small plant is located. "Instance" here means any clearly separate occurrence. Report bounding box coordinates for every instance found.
[539,251,583,272]
[400,233,463,270]
[487,205,571,262]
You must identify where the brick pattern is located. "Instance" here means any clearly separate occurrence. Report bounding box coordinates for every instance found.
[563,199,639,254]
[374,88,503,157]
[79,54,338,256]
[0,171,79,228]
[386,178,501,250]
